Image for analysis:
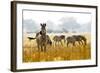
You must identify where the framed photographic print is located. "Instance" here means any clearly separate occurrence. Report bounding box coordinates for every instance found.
[11,1,98,72]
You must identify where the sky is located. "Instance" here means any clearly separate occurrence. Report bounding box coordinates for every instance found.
[23,10,91,33]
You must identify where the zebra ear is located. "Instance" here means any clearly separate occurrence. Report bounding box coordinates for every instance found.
[40,31,42,35]
[40,23,42,26]
[44,23,46,26]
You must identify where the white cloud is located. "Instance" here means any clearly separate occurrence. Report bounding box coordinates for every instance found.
[23,10,91,33]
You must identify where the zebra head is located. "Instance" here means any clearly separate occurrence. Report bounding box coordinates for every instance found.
[40,23,46,35]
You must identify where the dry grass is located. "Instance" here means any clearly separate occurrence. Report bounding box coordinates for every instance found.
[23,33,91,62]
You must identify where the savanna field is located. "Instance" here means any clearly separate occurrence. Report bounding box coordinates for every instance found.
[23,32,91,62]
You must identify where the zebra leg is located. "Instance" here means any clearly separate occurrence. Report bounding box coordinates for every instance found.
[63,39,66,44]
[37,44,40,52]
[83,40,87,47]
[53,42,55,47]
[55,41,58,46]
[67,42,69,47]
[41,45,43,52]
[78,41,81,45]
[55,42,57,46]
[54,42,56,46]
[82,40,84,45]
[44,45,46,52]
[60,41,63,46]
[78,41,82,45]
[53,41,55,47]
[84,40,87,45]
[80,41,83,45]
[73,42,75,46]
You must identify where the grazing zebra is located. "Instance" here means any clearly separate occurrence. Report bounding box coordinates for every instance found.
[72,35,82,45]
[77,35,87,45]
[60,35,66,43]
[66,36,76,47]
[66,35,87,47]
[53,36,62,46]
[72,35,87,45]
[53,35,65,46]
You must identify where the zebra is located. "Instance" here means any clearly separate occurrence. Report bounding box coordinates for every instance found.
[66,36,76,47]
[66,35,87,47]
[53,35,65,46]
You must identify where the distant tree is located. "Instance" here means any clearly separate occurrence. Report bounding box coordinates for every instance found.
[72,31,76,33]
[62,28,69,33]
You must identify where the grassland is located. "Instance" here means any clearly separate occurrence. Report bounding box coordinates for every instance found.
[23,33,91,62]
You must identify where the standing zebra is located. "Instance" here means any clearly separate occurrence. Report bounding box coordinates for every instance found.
[27,24,52,52]
[36,23,47,52]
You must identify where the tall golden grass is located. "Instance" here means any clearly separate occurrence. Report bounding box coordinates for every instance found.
[23,33,91,62]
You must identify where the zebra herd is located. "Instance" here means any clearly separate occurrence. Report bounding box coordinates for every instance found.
[53,35,87,47]
[27,23,87,52]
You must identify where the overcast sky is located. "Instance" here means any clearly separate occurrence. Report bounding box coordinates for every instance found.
[23,10,91,33]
